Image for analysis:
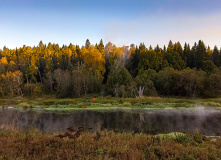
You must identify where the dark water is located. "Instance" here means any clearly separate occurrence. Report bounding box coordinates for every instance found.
[0,107,221,136]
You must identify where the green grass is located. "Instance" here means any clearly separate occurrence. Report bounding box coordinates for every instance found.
[0,96,221,110]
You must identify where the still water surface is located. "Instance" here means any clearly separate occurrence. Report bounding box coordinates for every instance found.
[0,107,221,136]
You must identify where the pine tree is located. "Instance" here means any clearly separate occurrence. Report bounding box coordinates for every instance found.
[133,46,139,71]
[212,46,221,67]
[191,42,197,68]
[60,55,69,70]
[52,55,58,71]
[195,40,207,68]
[183,42,192,68]
[139,43,146,53]
[165,41,186,70]
[174,42,182,54]
[163,45,166,53]
[38,40,44,50]
[85,39,90,49]
[98,39,105,56]
[206,45,213,60]
[167,40,174,53]
[154,44,160,53]
[149,45,153,51]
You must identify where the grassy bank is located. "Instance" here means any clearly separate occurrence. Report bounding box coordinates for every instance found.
[0,96,221,110]
[0,129,220,159]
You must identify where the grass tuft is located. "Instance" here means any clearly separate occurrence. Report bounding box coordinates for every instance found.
[0,129,220,159]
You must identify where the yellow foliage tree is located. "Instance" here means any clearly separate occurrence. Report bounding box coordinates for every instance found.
[0,57,8,73]
[81,46,105,81]
[109,45,124,66]
[5,71,23,97]
[8,60,17,71]
[0,57,8,65]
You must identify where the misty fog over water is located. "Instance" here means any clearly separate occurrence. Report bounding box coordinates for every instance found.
[0,107,221,136]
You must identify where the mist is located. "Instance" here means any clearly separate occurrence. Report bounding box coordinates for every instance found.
[1,107,221,136]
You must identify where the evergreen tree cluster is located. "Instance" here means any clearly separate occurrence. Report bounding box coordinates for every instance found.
[0,39,221,98]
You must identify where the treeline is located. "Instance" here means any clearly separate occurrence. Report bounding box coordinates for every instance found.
[0,39,221,98]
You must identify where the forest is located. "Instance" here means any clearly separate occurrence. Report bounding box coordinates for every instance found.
[0,39,221,98]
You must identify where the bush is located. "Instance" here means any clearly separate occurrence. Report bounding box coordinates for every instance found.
[175,68,206,97]
[155,67,176,96]
[23,83,37,96]
[33,86,43,97]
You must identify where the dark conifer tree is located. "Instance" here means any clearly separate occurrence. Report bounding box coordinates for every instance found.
[60,55,69,70]
[149,45,153,51]
[133,46,140,70]
[98,39,105,55]
[183,42,192,68]
[127,46,140,77]
[212,46,221,67]
[154,44,160,53]
[139,43,146,53]
[163,45,166,53]
[190,42,197,68]
[206,45,213,60]
[174,42,182,55]
[36,57,46,83]
[52,55,58,71]
[165,41,186,70]
[167,40,174,53]
[195,40,207,68]
[85,39,91,49]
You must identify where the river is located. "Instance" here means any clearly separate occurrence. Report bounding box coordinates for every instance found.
[0,107,221,136]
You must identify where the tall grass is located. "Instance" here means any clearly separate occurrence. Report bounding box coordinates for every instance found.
[0,129,220,159]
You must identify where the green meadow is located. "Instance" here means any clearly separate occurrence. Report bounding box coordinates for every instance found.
[1,96,221,110]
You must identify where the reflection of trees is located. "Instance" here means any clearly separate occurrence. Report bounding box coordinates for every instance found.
[0,109,221,136]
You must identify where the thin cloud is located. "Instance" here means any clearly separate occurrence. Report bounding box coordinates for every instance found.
[102,11,221,48]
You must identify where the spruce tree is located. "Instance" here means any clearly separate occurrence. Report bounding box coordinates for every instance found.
[212,46,220,67]
[85,39,90,49]
[149,45,153,51]
[154,44,160,53]
[195,40,207,68]
[183,42,192,68]
[165,41,186,70]
[167,40,174,53]
[139,43,146,53]
[98,39,105,56]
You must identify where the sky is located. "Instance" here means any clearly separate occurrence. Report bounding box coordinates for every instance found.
[0,0,221,49]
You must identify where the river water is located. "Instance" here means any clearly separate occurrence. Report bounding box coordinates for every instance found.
[0,107,221,136]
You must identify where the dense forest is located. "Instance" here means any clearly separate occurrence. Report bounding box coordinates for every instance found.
[0,39,221,98]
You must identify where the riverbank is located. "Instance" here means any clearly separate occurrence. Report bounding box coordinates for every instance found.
[0,96,221,110]
[0,129,220,159]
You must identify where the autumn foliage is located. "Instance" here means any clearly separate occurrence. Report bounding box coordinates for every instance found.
[0,130,220,159]
[0,39,221,98]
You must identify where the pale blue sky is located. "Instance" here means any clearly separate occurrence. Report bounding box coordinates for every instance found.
[0,0,221,49]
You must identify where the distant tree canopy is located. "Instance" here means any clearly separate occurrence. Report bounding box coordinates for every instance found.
[0,39,221,98]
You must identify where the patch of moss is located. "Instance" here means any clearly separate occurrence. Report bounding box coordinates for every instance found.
[18,102,31,108]
[204,102,221,107]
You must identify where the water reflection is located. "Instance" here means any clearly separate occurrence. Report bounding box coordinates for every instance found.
[0,107,221,136]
